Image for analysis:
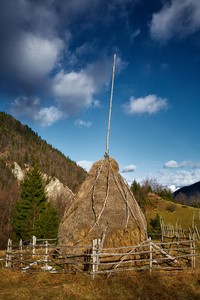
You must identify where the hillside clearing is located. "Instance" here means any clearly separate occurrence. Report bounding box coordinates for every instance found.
[145,195,200,229]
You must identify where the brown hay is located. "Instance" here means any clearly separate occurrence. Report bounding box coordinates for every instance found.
[58,156,147,248]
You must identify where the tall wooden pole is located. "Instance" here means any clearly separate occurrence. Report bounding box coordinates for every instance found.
[105,54,116,156]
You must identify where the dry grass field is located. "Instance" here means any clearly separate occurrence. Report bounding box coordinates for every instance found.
[0,268,200,300]
[0,269,200,300]
[0,249,200,300]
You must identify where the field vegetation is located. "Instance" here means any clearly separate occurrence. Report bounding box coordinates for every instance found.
[145,194,200,229]
[0,263,200,299]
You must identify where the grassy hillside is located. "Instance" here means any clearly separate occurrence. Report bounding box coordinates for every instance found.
[145,193,200,229]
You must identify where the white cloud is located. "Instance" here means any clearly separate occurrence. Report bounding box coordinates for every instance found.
[123,168,200,192]
[10,96,63,127]
[164,160,178,168]
[52,70,95,115]
[9,32,63,80]
[122,165,136,173]
[130,28,141,43]
[77,160,93,172]
[35,106,63,127]
[179,160,191,168]
[150,0,200,43]
[190,162,200,168]
[168,185,177,193]
[123,94,168,115]
[164,160,190,169]
[75,119,92,127]
[92,100,101,108]
[158,169,200,188]
[51,54,127,117]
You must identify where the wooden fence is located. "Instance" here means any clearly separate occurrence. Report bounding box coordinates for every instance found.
[160,217,200,241]
[5,235,197,278]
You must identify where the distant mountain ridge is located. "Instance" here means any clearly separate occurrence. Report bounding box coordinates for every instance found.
[173,181,200,205]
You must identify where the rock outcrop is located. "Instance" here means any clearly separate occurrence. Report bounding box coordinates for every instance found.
[12,162,25,181]
[11,162,74,216]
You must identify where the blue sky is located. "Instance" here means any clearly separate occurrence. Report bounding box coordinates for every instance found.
[0,0,200,191]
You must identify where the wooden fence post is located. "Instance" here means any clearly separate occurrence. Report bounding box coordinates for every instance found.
[192,212,195,230]
[45,240,48,269]
[195,226,200,241]
[189,234,193,268]
[193,233,196,269]
[19,239,23,267]
[92,239,100,279]
[32,235,36,256]
[6,239,11,268]
[160,220,164,242]
[149,237,152,275]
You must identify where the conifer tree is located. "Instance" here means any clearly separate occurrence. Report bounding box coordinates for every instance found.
[130,180,146,212]
[12,161,59,242]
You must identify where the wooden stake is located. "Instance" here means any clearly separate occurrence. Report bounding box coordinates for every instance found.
[92,239,100,279]
[19,239,23,267]
[6,239,11,268]
[189,234,193,268]
[149,237,152,275]
[32,235,36,256]
[106,54,116,156]
[45,241,48,269]
[193,234,196,268]
[192,212,195,230]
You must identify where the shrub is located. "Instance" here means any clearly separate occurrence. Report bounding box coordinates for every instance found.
[166,203,177,212]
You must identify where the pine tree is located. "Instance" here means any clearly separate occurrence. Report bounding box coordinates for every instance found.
[32,203,59,239]
[130,180,146,213]
[12,161,59,242]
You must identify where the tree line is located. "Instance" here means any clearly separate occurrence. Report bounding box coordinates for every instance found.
[130,179,174,213]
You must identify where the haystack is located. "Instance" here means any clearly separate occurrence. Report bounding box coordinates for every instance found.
[58,155,147,248]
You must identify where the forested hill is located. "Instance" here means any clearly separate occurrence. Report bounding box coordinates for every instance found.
[0,111,87,192]
[173,181,200,206]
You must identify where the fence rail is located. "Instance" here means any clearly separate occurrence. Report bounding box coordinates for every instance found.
[5,234,197,278]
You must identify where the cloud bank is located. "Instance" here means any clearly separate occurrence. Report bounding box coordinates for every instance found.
[9,97,63,127]
[122,168,200,192]
[150,0,200,43]
[0,0,130,127]
[164,160,190,169]
[190,162,200,168]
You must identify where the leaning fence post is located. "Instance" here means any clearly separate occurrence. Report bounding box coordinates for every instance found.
[149,237,152,275]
